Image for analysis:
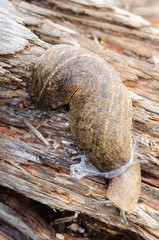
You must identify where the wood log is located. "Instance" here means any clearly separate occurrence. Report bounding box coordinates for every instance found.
[0,187,58,240]
[0,0,159,239]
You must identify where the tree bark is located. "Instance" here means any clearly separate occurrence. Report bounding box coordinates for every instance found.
[0,0,159,239]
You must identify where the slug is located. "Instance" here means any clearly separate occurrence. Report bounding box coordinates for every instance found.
[28,44,141,221]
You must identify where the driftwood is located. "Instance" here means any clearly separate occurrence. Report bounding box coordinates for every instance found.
[0,0,159,239]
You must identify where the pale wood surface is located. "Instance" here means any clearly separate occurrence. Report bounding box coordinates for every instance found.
[0,1,159,239]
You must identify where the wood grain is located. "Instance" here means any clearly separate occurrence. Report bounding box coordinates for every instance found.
[0,0,159,239]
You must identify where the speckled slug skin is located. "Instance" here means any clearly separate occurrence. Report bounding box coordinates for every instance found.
[29,45,141,211]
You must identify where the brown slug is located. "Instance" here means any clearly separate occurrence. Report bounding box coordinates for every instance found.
[28,44,141,221]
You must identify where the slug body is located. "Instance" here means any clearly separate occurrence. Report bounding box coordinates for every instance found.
[29,44,141,212]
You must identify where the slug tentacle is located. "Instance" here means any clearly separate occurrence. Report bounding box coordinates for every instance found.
[121,210,128,224]
[87,200,128,224]
[88,200,113,205]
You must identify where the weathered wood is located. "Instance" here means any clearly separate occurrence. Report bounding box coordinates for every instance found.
[0,0,159,239]
[0,187,57,240]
